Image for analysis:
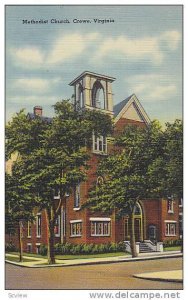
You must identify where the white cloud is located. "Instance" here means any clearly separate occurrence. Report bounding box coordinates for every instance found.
[7,95,60,106]
[13,77,62,94]
[10,32,100,68]
[9,30,181,69]
[126,73,177,102]
[11,47,44,68]
[159,30,181,50]
[47,32,100,64]
[94,36,163,64]
[92,30,181,65]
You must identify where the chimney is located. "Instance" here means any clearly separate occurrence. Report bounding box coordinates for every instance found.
[33,106,42,116]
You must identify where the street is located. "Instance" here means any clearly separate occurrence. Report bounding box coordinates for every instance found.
[5,257,183,290]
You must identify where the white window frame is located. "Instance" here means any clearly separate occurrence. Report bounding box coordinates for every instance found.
[27,221,31,238]
[70,220,82,237]
[167,200,174,213]
[54,215,61,237]
[165,221,177,237]
[90,218,111,237]
[92,132,107,154]
[36,214,42,238]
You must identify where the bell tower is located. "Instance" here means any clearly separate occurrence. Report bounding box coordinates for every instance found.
[69,71,115,117]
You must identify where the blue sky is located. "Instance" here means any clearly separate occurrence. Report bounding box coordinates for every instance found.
[6,5,182,124]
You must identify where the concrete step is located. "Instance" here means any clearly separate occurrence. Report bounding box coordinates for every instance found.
[139,243,156,253]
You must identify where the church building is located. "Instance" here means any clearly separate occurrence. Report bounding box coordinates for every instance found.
[6,71,181,254]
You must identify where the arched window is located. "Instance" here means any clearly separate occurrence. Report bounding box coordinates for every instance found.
[92,81,105,109]
[134,203,142,216]
[78,84,84,108]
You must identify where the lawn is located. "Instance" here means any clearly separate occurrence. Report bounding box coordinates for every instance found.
[6,251,128,261]
[56,252,128,260]
[164,246,181,251]
[5,256,37,263]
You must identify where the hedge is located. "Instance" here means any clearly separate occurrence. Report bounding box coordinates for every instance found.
[54,241,126,255]
[163,239,182,248]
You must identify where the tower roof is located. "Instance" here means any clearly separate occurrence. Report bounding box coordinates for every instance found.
[69,71,116,86]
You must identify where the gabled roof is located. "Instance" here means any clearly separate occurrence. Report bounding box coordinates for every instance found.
[113,94,151,125]
[113,94,134,117]
[27,113,52,123]
[69,71,116,86]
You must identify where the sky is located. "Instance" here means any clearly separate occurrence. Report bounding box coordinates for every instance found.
[6,5,183,125]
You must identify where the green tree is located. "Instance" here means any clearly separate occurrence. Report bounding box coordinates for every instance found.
[5,168,35,262]
[147,120,183,199]
[84,121,165,257]
[6,100,113,264]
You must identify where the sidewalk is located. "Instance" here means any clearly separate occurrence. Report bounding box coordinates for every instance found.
[5,250,182,269]
[133,270,183,283]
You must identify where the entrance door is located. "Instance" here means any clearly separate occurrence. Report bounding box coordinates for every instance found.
[148,225,157,241]
[134,218,141,241]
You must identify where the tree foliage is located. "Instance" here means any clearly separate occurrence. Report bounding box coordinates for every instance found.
[84,120,183,257]
[5,100,113,264]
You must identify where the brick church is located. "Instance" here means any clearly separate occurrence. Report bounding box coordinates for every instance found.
[6,71,182,254]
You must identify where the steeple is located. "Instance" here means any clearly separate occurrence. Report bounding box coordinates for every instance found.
[69,71,115,117]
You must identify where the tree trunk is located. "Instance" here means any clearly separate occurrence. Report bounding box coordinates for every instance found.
[47,221,56,264]
[129,211,138,258]
[18,221,23,262]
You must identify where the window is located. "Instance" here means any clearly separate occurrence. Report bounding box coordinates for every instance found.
[179,198,183,207]
[167,200,174,213]
[74,184,81,208]
[90,220,111,236]
[36,243,41,254]
[165,222,176,236]
[79,85,84,108]
[36,214,42,238]
[92,81,105,109]
[70,221,82,237]
[54,215,60,237]
[27,221,32,238]
[93,133,107,154]
[27,243,32,253]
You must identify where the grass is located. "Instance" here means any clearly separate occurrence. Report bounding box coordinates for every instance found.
[5,256,36,263]
[164,246,181,251]
[55,252,128,260]
[6,251,128,260]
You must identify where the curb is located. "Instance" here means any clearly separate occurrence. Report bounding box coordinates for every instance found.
[133,274,183,283]
[5,253,183,269]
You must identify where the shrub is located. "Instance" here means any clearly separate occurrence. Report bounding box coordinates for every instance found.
[5,242,17,252]
[82,243,94,254]
[54,243,63,255]
[163,239,182,248]
[97,244,106,253]
[109,242,118,252]
[40,244,48,256]
[70,244,83,255]
[117,241,125,251]
[62,242,72,254]
[53,241,127,255]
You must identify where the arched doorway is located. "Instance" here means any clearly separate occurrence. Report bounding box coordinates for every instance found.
[124,202,144,242]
